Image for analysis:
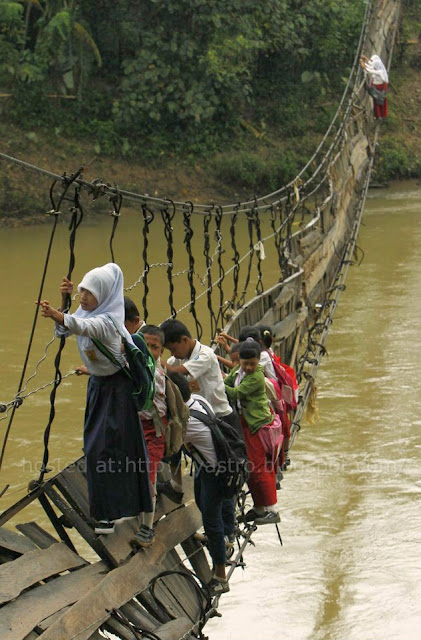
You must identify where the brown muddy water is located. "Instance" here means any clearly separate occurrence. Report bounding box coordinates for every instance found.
[0,181,420,639]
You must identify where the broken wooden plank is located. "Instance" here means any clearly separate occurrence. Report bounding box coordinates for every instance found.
[38,494,77,553]
[43,486,117,568]
[152,617,194,640]
[0,542,87,604]
[180,536,212,585]
[119,600,161,633]
[0,562,107,640]
[38,503,203,640]
[0,526,37,555]
[55,461,90,519]
[16,522,58,549]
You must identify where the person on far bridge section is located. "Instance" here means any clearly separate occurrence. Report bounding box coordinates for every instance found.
[360,53,389,120]
[38,264,153,535]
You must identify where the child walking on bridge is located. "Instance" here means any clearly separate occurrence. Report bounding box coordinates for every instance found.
[224,339,281,525]
[39,263,152,534]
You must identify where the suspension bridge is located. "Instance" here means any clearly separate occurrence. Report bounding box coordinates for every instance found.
[0,1,401,638]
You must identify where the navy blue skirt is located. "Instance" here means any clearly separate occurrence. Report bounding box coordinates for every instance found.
[84,369,152,521]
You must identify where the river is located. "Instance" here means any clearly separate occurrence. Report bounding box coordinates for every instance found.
[207,181,421,640]
[0,181,420,639]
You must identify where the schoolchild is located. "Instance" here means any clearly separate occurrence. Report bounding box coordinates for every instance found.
[256,324,299,469]
[224,340,280,525]
[218,326,277,380]
[160,319,238,522]
[161,319,235,421]
[169,372,232,596]
[238,325,277,379]
[39,264,152,534]
[121,299,189,547]
[132,323,167,547]
[360,53,389,119]
[216,341,241,371]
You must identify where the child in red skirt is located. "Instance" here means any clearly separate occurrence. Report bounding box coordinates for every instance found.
[224,340,280,525]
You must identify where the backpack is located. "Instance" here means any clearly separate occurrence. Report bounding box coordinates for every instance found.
[367,83,387,105]
[189,399,249,498]
[91,320,156,412]
[162,374,190,457]
[268,352,298,412]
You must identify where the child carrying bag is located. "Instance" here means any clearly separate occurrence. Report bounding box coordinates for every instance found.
[189,399,249,498]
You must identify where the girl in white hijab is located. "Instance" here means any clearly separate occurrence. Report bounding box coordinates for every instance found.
[40,263,152,534]
[360,53,389,119]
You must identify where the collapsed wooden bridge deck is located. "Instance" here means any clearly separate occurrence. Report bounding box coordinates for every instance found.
[0,458,251,640]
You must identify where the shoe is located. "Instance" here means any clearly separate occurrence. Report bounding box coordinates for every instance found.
[114,516,136,524]
[94,520,115,535]
[207,577,230,596]
[284,450,291,466]
[236,508,260,523]
[156,480,184,504]
[194,532,209,544]
[131,524,155,548]
[254,511,280,525]
[224,534,235,548]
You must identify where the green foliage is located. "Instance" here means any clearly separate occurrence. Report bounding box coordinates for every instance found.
[211,148,300,192]
[375,140,421,181]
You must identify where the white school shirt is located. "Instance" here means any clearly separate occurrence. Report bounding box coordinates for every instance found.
[167,340,232,417]
[186,395,218,468]
[140,361,166,421]
[259,350,277,379]
[56,313,126,376]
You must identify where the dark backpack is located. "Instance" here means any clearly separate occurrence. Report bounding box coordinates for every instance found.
[367,84,387,105]
[92,321,156,412]
[189,399,249,498]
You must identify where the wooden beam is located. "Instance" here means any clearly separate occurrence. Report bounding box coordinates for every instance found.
[0,542,86,604]
[16,522,58,549]
[0,526,37,555]
[0,562,107,640]
[152,617,193,640]
[38,503,202,640]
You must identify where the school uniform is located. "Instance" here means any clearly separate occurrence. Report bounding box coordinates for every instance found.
[139,362,167,485]
[167,340,233,418]
[56,263,152,522]
[364,54,389,119]
[186,395,235,566]
[224,365,277,508]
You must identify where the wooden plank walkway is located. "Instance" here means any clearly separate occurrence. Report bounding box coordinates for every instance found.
[0,460,209,640]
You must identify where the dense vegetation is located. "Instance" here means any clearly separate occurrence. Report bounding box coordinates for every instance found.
[0,0,420,203]
[1,1,364,153]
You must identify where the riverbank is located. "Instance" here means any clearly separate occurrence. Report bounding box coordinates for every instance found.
[1,36,420,227]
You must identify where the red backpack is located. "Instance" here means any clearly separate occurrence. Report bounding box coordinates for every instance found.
[268,352,298,412]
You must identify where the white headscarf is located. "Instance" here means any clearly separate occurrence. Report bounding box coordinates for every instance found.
[365,54,388,84]
[73,263,134,345]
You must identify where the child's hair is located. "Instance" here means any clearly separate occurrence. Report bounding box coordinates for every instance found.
[139,324,165,346]
[167,371,191,402]
[238,325,261,344]
[124,296,140,322]
[239,339,261,360]
[256,324,273,349]
[160,319,192,343]
[230,342,241,355]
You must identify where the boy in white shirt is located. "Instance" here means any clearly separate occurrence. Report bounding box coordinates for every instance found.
[168,372,231,596]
